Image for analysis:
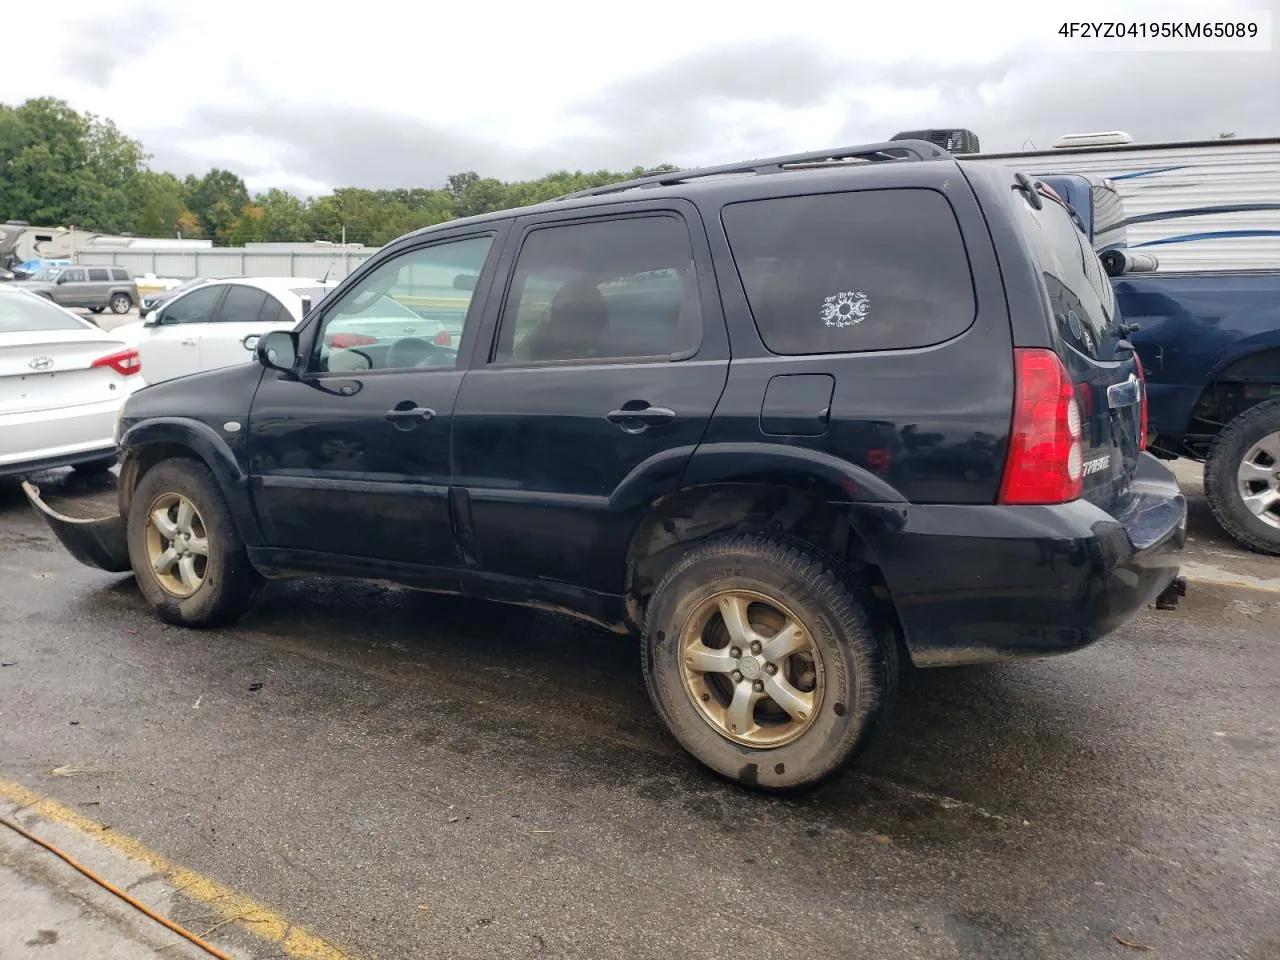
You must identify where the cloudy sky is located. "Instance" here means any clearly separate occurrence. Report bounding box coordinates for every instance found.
[8,0,1277,196]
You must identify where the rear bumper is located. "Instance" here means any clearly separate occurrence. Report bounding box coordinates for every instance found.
[856,452,1187,667]
[0,397,125,477]
[21,481,131,573]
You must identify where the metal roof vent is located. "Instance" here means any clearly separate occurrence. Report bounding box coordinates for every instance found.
[1053,131,1134,149]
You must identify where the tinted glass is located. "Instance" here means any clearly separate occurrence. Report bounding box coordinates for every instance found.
[1011,186,1118,359]
[311,235,493,374]
[87,268,110,281]
[257,295,291,325]
[721,189,977,355]
[163,284,224,324]
[0,290,84,333]
[60,269,86,283]
[494,215,700,364]
[218,284,268,322]
[110,268,130,281]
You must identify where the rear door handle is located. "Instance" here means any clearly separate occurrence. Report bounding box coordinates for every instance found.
[385,405,436,422]
[606,404,677,432]
[181,337,199,346]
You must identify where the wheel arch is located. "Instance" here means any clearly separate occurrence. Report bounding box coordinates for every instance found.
[1186,345,1280,453]
[622,481,904,644]
[117,419,263,545]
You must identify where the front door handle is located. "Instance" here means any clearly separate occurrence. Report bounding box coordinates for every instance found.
[385,404,436,422]
[181,337,199,346]
[241,333,262,351]
[606,403,677,433]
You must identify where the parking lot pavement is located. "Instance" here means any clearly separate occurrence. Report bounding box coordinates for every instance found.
[1,468,1277,960]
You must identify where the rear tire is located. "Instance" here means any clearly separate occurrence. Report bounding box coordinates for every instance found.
[1204,399,1280,556]
[109,293,132,314]
[641,533,893,792]
[126,458,263,627]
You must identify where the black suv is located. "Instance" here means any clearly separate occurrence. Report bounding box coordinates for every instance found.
[26,141,1188,791]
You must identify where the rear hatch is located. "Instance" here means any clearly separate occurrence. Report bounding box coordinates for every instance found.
[1007,177,1144,513]
[0,330,129,416]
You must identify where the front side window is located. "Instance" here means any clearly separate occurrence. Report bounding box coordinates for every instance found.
[493,215,701,364]
[162,284,224,324]
[309,235,494,374]
[59,268,86,284]
[721,189,977,355]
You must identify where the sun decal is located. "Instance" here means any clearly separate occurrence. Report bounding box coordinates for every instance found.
[821,291,870,327]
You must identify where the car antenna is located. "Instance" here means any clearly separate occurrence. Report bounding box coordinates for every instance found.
[321,267,331,283]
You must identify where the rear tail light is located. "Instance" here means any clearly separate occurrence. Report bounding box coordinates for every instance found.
[1134,352,1149,451]
[998,348,1084,505]
[434,329,453,347]
[92,348,141,377]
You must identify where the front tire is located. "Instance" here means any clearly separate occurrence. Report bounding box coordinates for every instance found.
[642,533,893,792]
[126,458,263,626]
[1205,399,1280,555]
[109,293,132,314]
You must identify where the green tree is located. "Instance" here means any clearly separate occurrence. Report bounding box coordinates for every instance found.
[185,168,251,243]
[126,170,190,236]
[0,97,146,232]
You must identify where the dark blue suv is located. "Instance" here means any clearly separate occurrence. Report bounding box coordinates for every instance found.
[26,141,1188,791]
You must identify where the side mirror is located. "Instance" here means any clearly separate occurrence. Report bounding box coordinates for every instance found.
[452,273,478,292]
[143,309,161,326]
[257,330,299,373]
[55,273,70,284]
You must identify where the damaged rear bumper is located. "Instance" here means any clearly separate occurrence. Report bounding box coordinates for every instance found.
[21,481,132,574]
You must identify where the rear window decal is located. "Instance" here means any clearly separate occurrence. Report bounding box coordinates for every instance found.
[821,291,870,328]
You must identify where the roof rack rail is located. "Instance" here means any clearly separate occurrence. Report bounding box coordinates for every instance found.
[553,139,949,201]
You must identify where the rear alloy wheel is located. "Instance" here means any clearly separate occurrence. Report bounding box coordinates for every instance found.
[126,458,263,626]
[1205,399,1280,555]
[109,293,132,314]
[642,533,894,792]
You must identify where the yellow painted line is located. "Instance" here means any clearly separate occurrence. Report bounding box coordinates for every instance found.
[1182,573,1280,594]
[0,779,355,960]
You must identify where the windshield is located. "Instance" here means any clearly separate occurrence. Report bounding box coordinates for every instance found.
[0,289,85,333]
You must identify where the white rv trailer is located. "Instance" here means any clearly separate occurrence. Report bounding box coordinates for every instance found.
[957,133,1280,273]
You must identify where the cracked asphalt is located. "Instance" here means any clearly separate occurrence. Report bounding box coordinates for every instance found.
[1,464,1277,960]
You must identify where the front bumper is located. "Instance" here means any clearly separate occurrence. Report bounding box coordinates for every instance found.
[21,481,131,573]
[856,452,1188,667]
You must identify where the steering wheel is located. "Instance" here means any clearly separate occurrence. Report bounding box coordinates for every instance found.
[386,337,435,369]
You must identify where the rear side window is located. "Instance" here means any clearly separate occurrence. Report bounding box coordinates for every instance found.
[1012,186,1117,358]
[217,284,268,323]
[493,215,701,364]
[721,189,977,355]
[110,268,130,281]
[88,268,110,281]
[257,294,292,325]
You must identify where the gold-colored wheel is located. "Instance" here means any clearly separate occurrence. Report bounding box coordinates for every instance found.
[143,492,209,598]
[678,590,824,748]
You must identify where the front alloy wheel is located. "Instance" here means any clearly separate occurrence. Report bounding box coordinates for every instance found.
[679,591,823,748]
[144,492,209,598]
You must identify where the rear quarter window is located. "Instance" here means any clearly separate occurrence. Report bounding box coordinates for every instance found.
[110,268,130,281]
[721,188,977,355]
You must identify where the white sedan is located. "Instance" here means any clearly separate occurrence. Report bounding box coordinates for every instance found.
[0,286,143,478]
[117,276,454,385]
